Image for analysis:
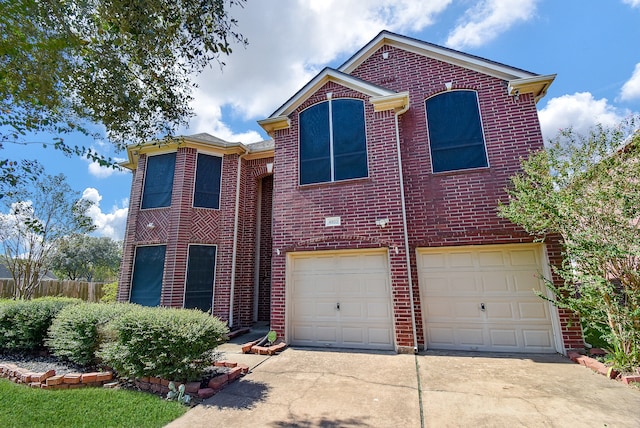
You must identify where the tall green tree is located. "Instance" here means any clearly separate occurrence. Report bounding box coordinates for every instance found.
[498,116,640,370]
[0,0,247,161]
[0,162,95,299]
[50,234,121,282]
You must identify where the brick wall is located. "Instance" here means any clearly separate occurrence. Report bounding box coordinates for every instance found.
[117,145,274,329]
[269,43,580,352]
[348,45,578,350]
[270,82,414,348]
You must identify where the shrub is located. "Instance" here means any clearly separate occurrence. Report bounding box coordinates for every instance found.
[99,281,118,303]
[0,297,80,352]
[99,306,229,381]
[47,302,134,366]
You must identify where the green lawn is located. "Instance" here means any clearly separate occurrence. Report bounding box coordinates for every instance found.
[0,378,188,428]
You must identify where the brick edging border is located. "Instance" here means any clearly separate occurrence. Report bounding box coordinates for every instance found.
[0,359,251,399]
[133,360,250,399]
[0,363,114,389]
[241,338,287,355]
[568,352,640,385]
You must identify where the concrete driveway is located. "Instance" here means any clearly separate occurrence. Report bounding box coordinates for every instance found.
[167,346,640,428]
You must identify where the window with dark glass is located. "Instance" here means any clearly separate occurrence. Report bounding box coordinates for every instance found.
[184,245,217,312]
[141,153,176,209]
[130,245,166,307]
[425,90,488,173]
[193,153,222,209]
[299,98,367,185]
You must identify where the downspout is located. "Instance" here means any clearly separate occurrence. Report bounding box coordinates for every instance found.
[229,149,248,328]
[394,104,419,353]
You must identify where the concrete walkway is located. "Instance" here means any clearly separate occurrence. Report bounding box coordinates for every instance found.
[167,337,640,427]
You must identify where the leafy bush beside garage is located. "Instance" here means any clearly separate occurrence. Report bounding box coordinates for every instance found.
[99,306,229,381]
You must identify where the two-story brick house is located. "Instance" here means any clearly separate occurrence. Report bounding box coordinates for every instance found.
[118,31,583,354]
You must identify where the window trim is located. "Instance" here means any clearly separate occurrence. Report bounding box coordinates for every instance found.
[192,152,223,210]
[182,243,218,312]
[140,152,176,210]
[129,244,166,306]
[298,97,369,186]
[425,90,490,174]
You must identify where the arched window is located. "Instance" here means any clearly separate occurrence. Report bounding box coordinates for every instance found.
[299,98,368,185]
[425,90,488,173]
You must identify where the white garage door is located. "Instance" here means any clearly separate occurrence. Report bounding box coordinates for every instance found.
[289,249,394,350]
[417,244,556,353]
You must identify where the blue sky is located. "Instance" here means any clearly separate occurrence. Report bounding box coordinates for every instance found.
[3,0,640,240]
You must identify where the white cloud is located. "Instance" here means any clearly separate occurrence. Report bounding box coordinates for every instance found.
[188,0,452,135]
[81,188,128,240]
[537,92,627,143]
[620,62,640,101]
[623,0,640,7]
[445,0,538,49]
[86,157,127,179]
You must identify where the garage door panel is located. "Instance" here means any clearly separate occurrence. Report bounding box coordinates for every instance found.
[368,328,393,347]
[450,274,481,293]
[522,329,553,348]
[489,329,518,347]
[458,328,486,346]
[365,277,390,294]
[484,302,515,320]
[478,251,506,267]
[517,302,549,321]
[427,326,456,346]
[341,327,364,345]
[480,272,510,292]
[513,271,543,292]
[367,301,393,320]
[424,300,454,318]
[418,244,555,353]
[339,302,363,318]
[290,250,394,350]
[316,326,338,342]
[450,252,474,267]
[421,253,446,269]
[510,249,538,266]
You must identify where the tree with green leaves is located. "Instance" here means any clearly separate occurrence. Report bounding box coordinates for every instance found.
[0,162,95,299]
[50,234,122,282]
[498,115,640,370]
[0,0,247,166]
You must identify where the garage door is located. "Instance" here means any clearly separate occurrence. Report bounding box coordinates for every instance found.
[289,249,394,350]
[417,244,556,353]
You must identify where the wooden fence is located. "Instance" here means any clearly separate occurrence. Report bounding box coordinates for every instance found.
[0,280,105,302]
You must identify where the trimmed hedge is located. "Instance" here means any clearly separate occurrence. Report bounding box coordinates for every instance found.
[99,306,229,381]
[0,298,80,351]
[47,302,134,366]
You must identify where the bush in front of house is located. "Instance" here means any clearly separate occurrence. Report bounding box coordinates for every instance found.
[98,306,229,381]
[47,302,135,366]
[99,281,118,303]
[0,297,80,351]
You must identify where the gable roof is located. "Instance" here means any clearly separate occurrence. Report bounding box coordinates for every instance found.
[339,30,554,103]
[121,133,274,170]
[258,68,410,134]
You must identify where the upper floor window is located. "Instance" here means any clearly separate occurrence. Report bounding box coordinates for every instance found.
[141,152,176,209]
[193,153,222,209]
[299,98,368,185]
[425,90,488,173]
